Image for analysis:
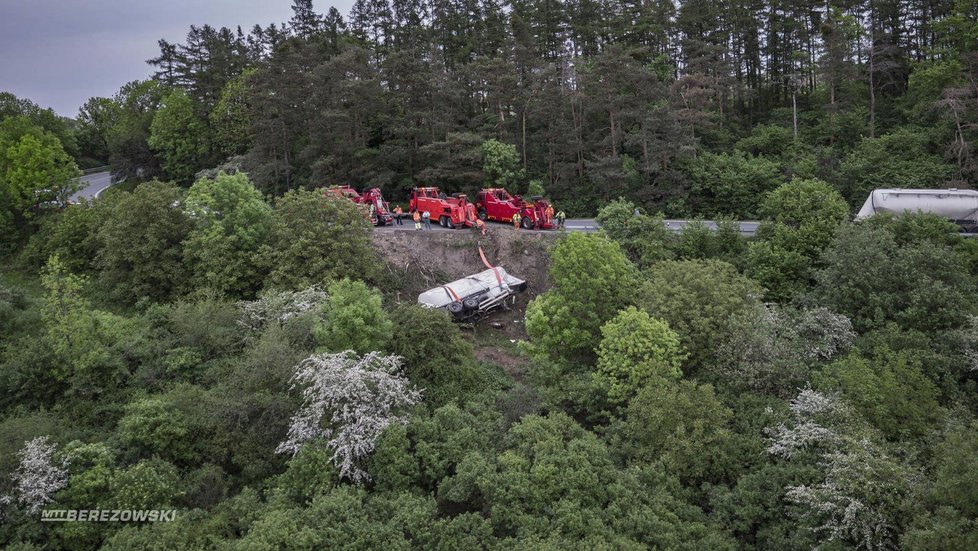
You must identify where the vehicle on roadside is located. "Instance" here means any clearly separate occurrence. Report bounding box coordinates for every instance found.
[408,186,475,228]
[475,188,554,229]
[856,188,978,233]
[323,185,395,226]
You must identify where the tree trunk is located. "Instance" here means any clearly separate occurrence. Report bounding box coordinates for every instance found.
[610,110,617,156]
[792,89,798,141]
[869,44,876,138]
[522,107,528,172]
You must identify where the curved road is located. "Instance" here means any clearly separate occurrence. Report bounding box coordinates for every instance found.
[69,171,114,202]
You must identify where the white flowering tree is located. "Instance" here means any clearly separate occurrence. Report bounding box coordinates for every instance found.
[961,315,978,373]
[277,351,422,484]
[791,307,857,360]
[238,286,328,333]
[717,304,855,396]
[766,389,917,550]
[9,436,69,515]
[765,387,845,459]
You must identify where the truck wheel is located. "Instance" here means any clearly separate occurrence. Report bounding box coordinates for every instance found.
[447,301,465,318]
[521,217,534,229]
[478,209,488,221]
[462,297,479,311]
[445,218,455,229]
[439,216,447,227]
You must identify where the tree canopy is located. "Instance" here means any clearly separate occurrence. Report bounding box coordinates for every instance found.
[3,0,978,547]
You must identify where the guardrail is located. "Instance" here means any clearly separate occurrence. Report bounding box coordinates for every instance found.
[82,165,110,175]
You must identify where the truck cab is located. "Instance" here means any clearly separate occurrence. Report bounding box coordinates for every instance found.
[475,188,554,229]
[323,185,393,226]
[361,187,394,226]
[409,187,472,228]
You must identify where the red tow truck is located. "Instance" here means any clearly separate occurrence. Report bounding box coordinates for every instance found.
[408,187,476,228]
[475,188,555,229]
[323,185,395,226]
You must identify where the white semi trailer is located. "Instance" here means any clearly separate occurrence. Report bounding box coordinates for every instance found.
[855,188,978,232]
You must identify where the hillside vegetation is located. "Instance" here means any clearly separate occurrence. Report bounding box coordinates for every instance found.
[1,172,977,548]
[3,0,978,549]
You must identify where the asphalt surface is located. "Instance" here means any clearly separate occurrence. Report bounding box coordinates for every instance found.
[72,173,760,237]
[378,217,759,237]
[69,171,114,202]
[664,219,760,236]
[377,218,601,234]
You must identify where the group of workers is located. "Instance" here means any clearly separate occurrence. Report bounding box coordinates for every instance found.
[390,205,566,234]
[392,205,433,230]
[510,205,566,230]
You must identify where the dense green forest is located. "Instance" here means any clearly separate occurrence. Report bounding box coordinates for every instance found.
[3,0,978,549]
[6,0,978,218]
[3,174,978,548]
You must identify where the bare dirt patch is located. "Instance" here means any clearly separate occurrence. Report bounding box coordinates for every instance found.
[372,225,558,317]
[375,226,559,378]
[474,345,528,380]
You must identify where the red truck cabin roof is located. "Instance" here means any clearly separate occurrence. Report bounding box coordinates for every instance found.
[479,188,514,201]
[325,186,359,198]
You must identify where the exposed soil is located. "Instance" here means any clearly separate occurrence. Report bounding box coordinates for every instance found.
[474,345,528,381]
[372,224,558,320]
[374,225,559,378]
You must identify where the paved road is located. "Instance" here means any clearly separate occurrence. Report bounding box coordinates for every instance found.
[71,177,760,237]
[378,217,759,237]
[377,218,599,234]
[69,171,114,202]
[664,219,760,236]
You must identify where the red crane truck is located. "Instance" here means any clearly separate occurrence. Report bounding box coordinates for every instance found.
[323,185,394,226]
[475,188,555,229]
[408,187,476,228]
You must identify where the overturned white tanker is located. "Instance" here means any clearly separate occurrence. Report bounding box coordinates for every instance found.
[418,267,527,321]
[855,188,978,233]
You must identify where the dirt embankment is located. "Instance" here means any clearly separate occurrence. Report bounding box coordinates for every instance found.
[374,225,556,374]
[372,225,557,311]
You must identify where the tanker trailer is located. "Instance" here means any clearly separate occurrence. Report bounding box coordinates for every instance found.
[855,188,978,233]
[418,267,527,322]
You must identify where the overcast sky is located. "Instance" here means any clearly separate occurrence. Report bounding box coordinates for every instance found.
[0,0,353,117]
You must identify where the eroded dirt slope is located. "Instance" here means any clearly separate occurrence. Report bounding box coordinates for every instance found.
[372,224,558,322]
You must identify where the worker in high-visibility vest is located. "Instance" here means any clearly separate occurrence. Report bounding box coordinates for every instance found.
[556,210,566,229]
[512,212,522,229]
[413,210,422,230]
[393,205,403,225]
[475,218,487,236]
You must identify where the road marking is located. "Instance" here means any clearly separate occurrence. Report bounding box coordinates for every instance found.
[93,178,120,199]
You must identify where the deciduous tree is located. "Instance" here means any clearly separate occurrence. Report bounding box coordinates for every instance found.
[595,306,685,402]
[182,172,273,297]
[314,279,392,354]
[277,351,422,483]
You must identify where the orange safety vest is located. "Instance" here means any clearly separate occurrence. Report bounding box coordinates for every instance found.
[413,211,421,222]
